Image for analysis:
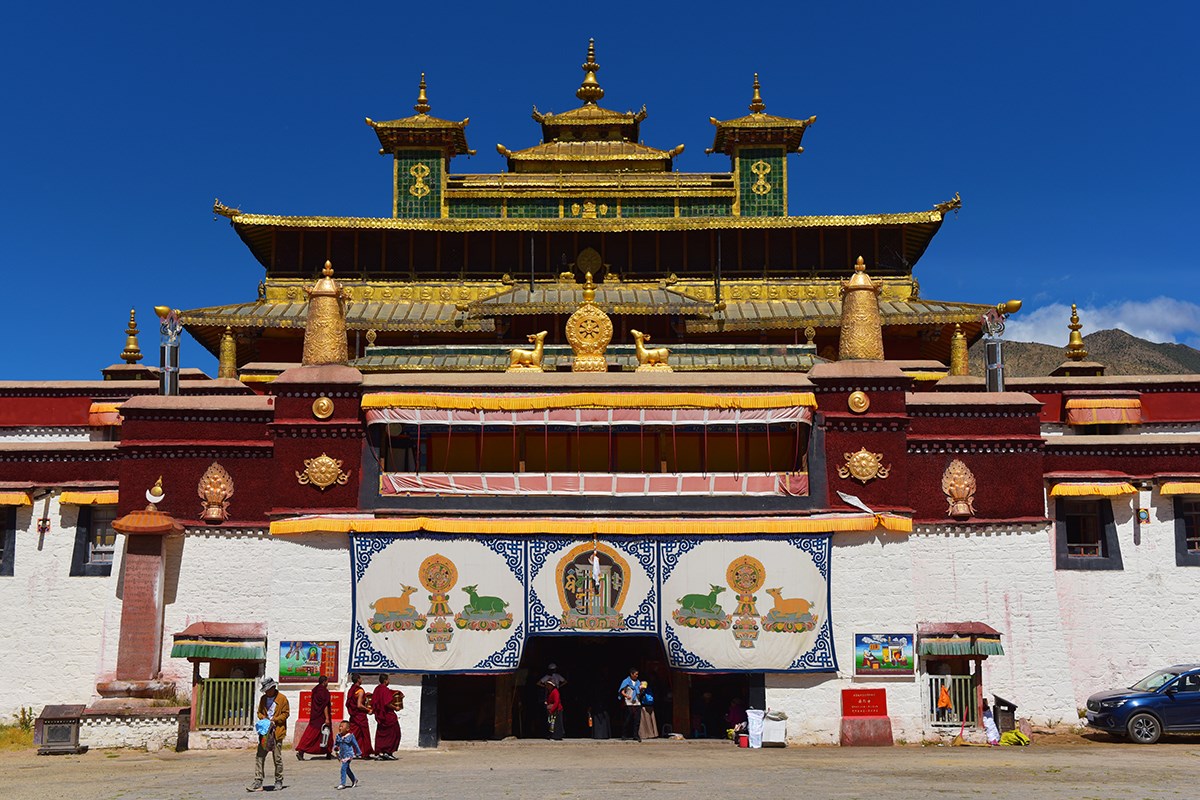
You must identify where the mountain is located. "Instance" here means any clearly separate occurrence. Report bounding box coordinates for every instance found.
[967,328,1200,378]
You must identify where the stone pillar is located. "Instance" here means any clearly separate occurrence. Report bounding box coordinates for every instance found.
[114,534,167,681]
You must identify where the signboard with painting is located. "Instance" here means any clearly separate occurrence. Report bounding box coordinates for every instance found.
[853,633,913,675]
[279,640,339,683]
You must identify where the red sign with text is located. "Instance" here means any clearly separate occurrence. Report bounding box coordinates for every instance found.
[298,690,345,721]
[841,688,888,717]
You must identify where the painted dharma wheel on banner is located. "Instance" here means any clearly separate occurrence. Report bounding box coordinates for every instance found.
[727,555,766,594]
[419,554,457,593]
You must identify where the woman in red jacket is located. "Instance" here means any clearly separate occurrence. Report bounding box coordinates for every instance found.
[545,683,564,740]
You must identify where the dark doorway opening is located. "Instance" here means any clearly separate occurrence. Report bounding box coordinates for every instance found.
[517,634,671,739]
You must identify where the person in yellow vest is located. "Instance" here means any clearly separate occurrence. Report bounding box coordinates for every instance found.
[248,678,291,792]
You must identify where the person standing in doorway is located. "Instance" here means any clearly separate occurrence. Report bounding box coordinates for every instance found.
[346,674,373,759]
[295,674,333,760]
[545,680,564,740]
[247,677,290,792]
[618,668,642,742]
[637,678,658,740]
[372,674,403,759]
[538,662,567,692]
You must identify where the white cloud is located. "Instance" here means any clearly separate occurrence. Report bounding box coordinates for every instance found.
[1003,297,1200,347]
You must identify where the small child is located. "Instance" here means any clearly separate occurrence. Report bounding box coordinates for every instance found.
[334,720,362,789]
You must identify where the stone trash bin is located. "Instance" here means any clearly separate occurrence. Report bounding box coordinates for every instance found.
[992,695,1018,734]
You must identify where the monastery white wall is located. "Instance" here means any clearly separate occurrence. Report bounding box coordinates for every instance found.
[1053,492,1198,710]
[766,525,1078,743]
[158,531,422,749]
[0,498,123,720]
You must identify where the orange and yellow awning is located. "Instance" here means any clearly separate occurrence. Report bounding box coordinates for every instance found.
[59,491,119,505]
[1160,482,1200,496]
[1049,482,1136,498]
[1064,397,1141,426]
[0,492,31,506]
[361,392,817,412]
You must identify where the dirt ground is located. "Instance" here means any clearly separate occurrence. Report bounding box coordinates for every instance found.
[3,733,1200,800]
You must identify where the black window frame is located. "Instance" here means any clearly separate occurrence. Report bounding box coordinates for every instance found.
[1054,498,1123,571]
[69,505,116,577]
[1175,496,1200,567]
[0,507,15,577]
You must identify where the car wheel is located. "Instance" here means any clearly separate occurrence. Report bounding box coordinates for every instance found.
[1126,712,1161,744]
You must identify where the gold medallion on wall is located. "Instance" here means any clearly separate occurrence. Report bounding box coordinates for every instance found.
[848,391,870,414]
[312,396,334,420]
[296,453,352,490]
[838,448,891,483]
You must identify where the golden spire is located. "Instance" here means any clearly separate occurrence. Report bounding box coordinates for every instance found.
[749,73,765,114]
[302,261,350,366]
[413,72,430,115]
[1066,303,1088,361]
[120,309,143,364]
[576,38,604,105]
[218,327,238,379]
[838,257,885,361]
[582,270,597,302]
[949,323,969,376]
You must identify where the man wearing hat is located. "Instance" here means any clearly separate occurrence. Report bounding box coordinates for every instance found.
[248,677,290,792]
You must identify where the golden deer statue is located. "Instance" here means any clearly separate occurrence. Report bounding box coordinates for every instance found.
[507,331,548,371]
[630,329,671,372]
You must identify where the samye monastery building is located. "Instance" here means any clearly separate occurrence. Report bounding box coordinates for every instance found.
[1,43,1198,749]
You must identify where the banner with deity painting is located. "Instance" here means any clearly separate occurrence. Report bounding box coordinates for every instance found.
[348,534,834,674]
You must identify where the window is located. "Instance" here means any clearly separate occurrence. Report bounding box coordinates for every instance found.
[70,505,117,577]
[1055,498,1122,571]
[1175,497,1200,567]
[0,508,15,577]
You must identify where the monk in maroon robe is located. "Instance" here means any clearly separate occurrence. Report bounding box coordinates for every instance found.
[371,674,402,759]
[295,674,333,759]
[346,674,373,759]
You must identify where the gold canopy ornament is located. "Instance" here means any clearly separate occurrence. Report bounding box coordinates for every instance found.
[941,459,977,519]
[217,327,237,378]
[949,323,969,376]
[566,272,612,372]
[301,261,350,366]
[198,461,234,523]
[838,257,884,360]
[120,309,143,364]
[1066,304,1088,361]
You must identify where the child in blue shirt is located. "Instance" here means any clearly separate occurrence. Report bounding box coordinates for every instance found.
[334,721,362,789]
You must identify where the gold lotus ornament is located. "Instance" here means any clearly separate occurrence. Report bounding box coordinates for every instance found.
[941,459,977,519]
[198,461,234,523]
[838,448,891,483]
[296,453,352,491]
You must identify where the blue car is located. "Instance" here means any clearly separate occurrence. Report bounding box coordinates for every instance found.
[1086,665,1200,743]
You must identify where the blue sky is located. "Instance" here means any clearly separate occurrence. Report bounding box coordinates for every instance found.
[2,2,1197,379]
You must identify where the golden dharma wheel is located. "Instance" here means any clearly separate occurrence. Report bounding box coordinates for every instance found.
[847,391,870,414]
[312,396,335,420]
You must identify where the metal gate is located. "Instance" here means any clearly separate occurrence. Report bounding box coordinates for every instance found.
[196,677,256,730]
[927,674,976,727]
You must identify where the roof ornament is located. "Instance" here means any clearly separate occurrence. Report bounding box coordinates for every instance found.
[838,257,885,361]
[566,271,612,372]
[576,38,605,105]
[218,327,238,379]
[1065,304,1088,361]
[949,323,969,376]
[301,261,350,366]
[121,309,143,364]
[414,72,431,115]
[749,73,766,114]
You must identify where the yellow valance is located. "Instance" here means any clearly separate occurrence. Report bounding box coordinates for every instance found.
[1063,398,1141,409]
[0,492,31,506]
[1161,482,1200,496]
[904,371,949,381]
[361,392,818,412]
[59,491,119,505]
[1049,482,1136,498]
[271,513,910,537]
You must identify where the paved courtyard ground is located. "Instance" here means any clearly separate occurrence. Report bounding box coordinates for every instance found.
[3,736,1199,800]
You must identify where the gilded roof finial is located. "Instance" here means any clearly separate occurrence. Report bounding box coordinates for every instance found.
[218,326,238,379]
[1066,303,1088,361]
[749,73,766,114]
[120,309,143,364]
[838,256,885,361]
[949,323,969,376]
[413,72,431,115]
[582,271,596,303]
[566,270,611,372]
[576,38,605,105]
[302,260,350,366]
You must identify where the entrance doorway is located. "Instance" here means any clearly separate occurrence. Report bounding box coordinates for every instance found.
[517,635,669,739]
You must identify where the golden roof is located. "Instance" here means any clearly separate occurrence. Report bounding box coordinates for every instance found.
[708,74,816,155]
[496,139,683,168]
[532,101,647,128]
[365,73,475,156]
[684,297,994,333]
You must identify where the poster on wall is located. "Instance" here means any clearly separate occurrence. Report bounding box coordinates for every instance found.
[853,633,914,675]
[280,641,340,683]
